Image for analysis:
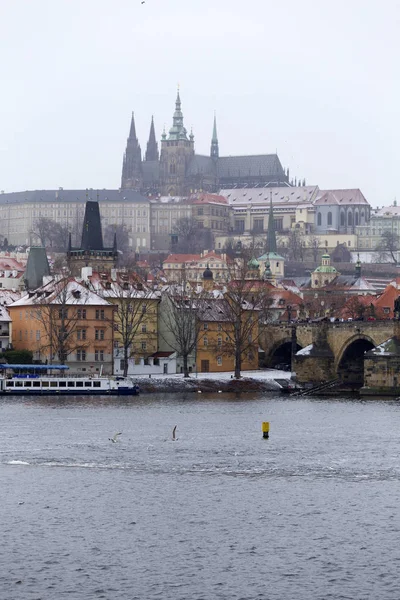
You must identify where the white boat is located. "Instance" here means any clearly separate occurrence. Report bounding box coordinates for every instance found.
[0,365,140,396]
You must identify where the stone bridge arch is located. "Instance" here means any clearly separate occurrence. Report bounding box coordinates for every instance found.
[335,334,376,386]
[266,338,303,369]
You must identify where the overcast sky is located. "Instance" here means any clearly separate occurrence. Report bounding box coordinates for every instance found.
[0,0,398,206]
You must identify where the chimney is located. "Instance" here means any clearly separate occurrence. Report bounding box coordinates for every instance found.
[81,266,93,281]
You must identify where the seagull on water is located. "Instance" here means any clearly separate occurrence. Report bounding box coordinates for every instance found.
[172,425,177,441]
[109,432,122,443]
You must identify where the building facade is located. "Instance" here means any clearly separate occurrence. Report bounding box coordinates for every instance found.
[0,189,151,249]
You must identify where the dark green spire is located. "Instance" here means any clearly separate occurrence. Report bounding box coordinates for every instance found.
[355,253,361,278]
[267,192,277,253]
[168,88,188,141]
[210,113,219,158]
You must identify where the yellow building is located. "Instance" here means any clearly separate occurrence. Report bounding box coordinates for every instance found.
[195,299,259,373]
[85,270,159,371]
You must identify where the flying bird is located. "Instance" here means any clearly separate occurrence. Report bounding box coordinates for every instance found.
[172,425,177,441]
[109,432,122,443]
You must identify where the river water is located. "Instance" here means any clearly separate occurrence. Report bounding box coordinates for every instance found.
[1,392,400,600]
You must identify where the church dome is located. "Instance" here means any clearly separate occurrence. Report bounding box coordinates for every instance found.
[203,265,213,280]
[248,257,260,269]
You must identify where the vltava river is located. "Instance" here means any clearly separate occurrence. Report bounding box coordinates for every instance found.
[1,392,400,600]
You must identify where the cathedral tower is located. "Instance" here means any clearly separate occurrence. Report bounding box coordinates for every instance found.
[121,113,143,190]
[159,89,195,195]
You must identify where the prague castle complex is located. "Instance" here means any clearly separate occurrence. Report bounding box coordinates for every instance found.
[0,90,372,252]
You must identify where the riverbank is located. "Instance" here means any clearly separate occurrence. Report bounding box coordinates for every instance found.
[133,369,291,394]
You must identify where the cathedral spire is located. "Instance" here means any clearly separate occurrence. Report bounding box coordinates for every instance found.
[267,191,277,253]
[168,87,188,141]
[210,113,219,159]
[129,112,137,140]
[145,115,159,161]
[121,111,143,190]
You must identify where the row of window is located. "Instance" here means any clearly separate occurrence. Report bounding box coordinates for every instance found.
[7,380,103,388]
[77,350,105,361]
[317,210,366,228]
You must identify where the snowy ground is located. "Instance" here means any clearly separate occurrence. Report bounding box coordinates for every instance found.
[133,369,292,394]
[134,369,292,382]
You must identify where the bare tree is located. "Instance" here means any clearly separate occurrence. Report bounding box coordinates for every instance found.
[287,229,305,261]
[172,217,212,253]
[376,230,399,264]
[343,296,368,320]
[104,224,130,254]
[100,275,158,377]
[159,276,208,377]
[307,234,321,262]
[217,249,273,378]
[33,278,89,364]
[32,217,69,250]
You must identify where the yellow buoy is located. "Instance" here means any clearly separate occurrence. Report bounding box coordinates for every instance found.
[262,421,270,439]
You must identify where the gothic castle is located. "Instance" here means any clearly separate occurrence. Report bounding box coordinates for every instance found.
[121,90,289,196]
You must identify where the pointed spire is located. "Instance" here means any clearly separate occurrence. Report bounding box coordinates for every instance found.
[121,111,143,190]
[210,112,219,159]
[129,112,137,140]
[168,88,188,141]
[67,232,72,254]
[355,253,362,278]
[145,115,159,161]
[267,191,277,254]
[113,232,118,254]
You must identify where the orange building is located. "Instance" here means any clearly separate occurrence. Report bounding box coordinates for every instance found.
[8,277,115,374]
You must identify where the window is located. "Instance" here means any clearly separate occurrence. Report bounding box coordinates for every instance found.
[77,329,86,341]
[203,336,208,347]
[348,212,353,226]
[317,213,322,226]
[217,336,222,347]
[142,304,147,313]
[327,212,332,226]
[95,350,104,361]
[141,324,147,333]
[36,330,40,341]
[77,308,86,319]
[95,309,105,320]
[217,356,222,366]
[77,350,86,361]
[197,207,204,216]
[234,220,245,233]
[141,342,147,350]
[274,218,283,232]
[340,211,345,227]
[253,219,264,232]
[95,329,105,340]
[217,323,222,331]
[203,323,208,330]
[58,308,68,319]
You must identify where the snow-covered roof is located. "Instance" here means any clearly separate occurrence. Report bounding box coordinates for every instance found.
[9,278,111,307]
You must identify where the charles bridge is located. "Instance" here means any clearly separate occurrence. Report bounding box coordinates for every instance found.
[261,320,396,386]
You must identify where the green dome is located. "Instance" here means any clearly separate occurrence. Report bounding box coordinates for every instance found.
[314,265,337,273]
[248,257,260,269]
